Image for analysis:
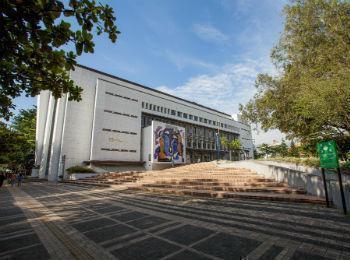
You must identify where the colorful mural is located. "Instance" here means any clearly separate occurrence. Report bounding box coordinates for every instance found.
[153,123,185,163]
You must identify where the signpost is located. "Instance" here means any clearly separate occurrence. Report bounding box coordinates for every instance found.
[215,133,221,161]
[317,140,347,214]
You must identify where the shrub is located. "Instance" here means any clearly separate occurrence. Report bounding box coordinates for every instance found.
[342,161,350,169]
[66,166,95,174]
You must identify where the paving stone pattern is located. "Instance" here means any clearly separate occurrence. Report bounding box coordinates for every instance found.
[1,182,350,259]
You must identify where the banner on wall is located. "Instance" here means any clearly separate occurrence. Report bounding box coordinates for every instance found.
[153,122,186,163]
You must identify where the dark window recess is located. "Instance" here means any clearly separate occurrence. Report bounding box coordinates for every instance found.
[142,102,144,108]
[183,113,188,119]
[177,111,182,117]
[105,91,137,102]
[101,148,136,153]
[102,128,137,135]
[171,110,176,115]
[204,119,207,123]
[189,114,193,120]
[145,103,148,109]
[194,116,198,121]
[199,117,203,122]
[104,109,137,118]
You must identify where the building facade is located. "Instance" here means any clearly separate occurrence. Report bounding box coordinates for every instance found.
[34,65,254,180]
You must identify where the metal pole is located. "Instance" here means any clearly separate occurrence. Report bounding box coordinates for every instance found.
[337,167,347,215]
[321,168,330,208]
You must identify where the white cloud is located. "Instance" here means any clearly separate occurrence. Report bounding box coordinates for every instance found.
[157,58,274,115]
[162,50,218,70]
[193,24,229,43]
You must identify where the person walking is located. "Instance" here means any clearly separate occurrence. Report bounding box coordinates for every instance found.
[10,173,16,187]
[17,173,23,187]
[0,173,5,188]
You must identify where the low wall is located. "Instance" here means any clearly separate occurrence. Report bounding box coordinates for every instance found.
[68,173,100,180]
[219,160,350,211]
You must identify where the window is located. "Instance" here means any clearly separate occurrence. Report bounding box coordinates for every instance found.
[160,107,163,113]
[149,104,152,110]
[199,117,203,122]
[177,111,182,117]
[153,105,157,111]
[142,102,144,108]
[208,120,212,125]
[183,113,188,119]
[171,110,176,115]
[204,118,207,123]
[221,123,224,128]
[194,116,198,121]
[167,108,170,114]
[189,114,193,120]
[145,103,148,109]
[157,106,160,112]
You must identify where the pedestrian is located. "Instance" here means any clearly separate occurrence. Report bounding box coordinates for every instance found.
[0,173,5,188]
[17,173,23,187]
[10,173,16,187]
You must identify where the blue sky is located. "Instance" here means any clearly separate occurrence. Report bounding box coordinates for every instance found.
[15,0,288,144]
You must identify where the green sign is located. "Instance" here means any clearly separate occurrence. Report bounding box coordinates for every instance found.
[317,140,339,169]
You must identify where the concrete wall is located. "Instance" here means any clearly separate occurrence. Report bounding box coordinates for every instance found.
[142,125,152,170]
[224,160,350,211]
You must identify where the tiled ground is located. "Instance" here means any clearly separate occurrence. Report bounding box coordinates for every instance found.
[1,182,350,260]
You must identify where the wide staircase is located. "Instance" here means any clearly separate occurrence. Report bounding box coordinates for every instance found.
[66,171,144,187]
[66,162,325,204]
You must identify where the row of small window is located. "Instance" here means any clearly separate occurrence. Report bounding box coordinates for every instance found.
[104,109,138,118]
[101,148,137,153]
[187,140,216,150]
[141,101,238,131]
[102,128,137,135]
[105,91,138,102]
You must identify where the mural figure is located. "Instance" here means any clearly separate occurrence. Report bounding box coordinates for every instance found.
[154,124,185,163]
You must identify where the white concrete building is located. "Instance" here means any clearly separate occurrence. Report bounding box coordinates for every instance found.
[34,65,254,180]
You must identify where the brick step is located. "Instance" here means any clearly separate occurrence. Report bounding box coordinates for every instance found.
[63,180,111,187]
[137,175,263,180]
[145,172,257,176]
[130,187,324,205]
[137,178,271,184]
[141,184,305,194]
[77,179,137,185]
[151,180,286,187]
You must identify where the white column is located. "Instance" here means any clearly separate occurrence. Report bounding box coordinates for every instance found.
[48,95,67,181]
[38,95,55,179]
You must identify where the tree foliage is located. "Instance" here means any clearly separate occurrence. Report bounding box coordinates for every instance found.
[221,137,241,151]
[0,108,36,172]
[239,0,350,143]
[0,0,120,120]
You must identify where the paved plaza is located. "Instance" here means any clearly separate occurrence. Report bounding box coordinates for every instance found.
[1,182,350,260]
